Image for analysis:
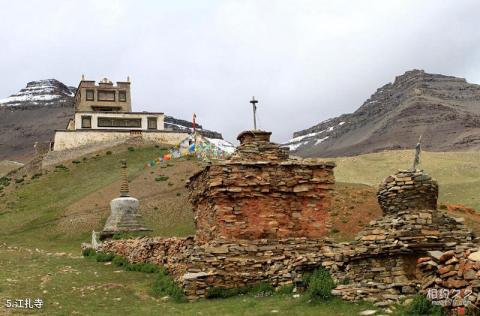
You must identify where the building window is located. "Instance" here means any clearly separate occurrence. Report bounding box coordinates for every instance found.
[97,90,116,101]
[98,117,141,128]
[81,116,92,128]
[147,117,157,130]
[86,89,94,101]
[118,91,127,102]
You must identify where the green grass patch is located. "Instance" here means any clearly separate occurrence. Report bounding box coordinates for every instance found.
[400,295,447,315]
[304,267,336,301]
[206,282,275,299]
[151,269,187,302]
[155,175,169,182]
[0,176,11,186]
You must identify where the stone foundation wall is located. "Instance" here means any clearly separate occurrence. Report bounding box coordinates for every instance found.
[187,161,336,243]
[101,208,477,303]
[101,237,343,299]
[377,170,438,214]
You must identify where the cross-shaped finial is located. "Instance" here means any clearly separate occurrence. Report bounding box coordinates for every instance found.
[250,96,258,130]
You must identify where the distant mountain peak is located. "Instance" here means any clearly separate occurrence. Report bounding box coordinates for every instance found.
[284,70,480,157]
[0,79,75,107]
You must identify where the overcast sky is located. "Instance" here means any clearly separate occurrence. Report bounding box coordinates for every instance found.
[1,0,479,143]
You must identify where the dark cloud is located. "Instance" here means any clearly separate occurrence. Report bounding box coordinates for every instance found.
[1,0,479,143]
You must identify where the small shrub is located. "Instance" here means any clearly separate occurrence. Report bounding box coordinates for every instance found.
[168,182,174,186]
[95,252,114,262]
[404,295,447,315]
[31,173,42,180]
[0,177,10,186]
[250,283,274,297]
[167,163,174,167]
[55,164,69,171]
[331,228,339,234]
[276,284,294,295]
[15,178,24,184]
[176,193,181,197]
[304,267,336,301]
[82,157,87,161]
[72,160,81,164]
[341,277,350,285]
[126,263,160,273]
[82,248,97,257]
[128,147,135,152]
[106,151,112,155]
[152,271,186,302]
[206,287,243,299]
[439,203,448,210]
[112,256,129,267]
[155,176,169,182]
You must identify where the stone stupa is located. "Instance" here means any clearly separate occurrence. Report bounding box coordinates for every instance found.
[100,159,151,239]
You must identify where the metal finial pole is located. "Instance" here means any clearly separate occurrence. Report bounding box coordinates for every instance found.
[250,96,258,130]
[120,159,129,197]
[412,135,422,171]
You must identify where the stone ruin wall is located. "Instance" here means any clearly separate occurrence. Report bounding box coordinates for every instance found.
[102,237,342,299]
[187,161,335,243]
[331,209,477,304]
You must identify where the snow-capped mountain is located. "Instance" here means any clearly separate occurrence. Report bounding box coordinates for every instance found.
[0,79,75,107]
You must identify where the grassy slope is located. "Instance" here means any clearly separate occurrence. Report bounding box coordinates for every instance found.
[0,147,477,315]
[326,150,480,211]
[0,160,23,177]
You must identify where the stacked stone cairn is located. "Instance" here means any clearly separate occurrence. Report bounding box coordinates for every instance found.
[377,169,438,214]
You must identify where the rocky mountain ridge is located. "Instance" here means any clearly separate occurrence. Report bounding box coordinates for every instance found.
[285,70,480,157]
[0,79,75,107]
[0,79,223,162]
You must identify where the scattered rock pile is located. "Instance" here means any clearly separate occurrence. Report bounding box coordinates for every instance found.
[417,248,480,313]
[377,169,438,214]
